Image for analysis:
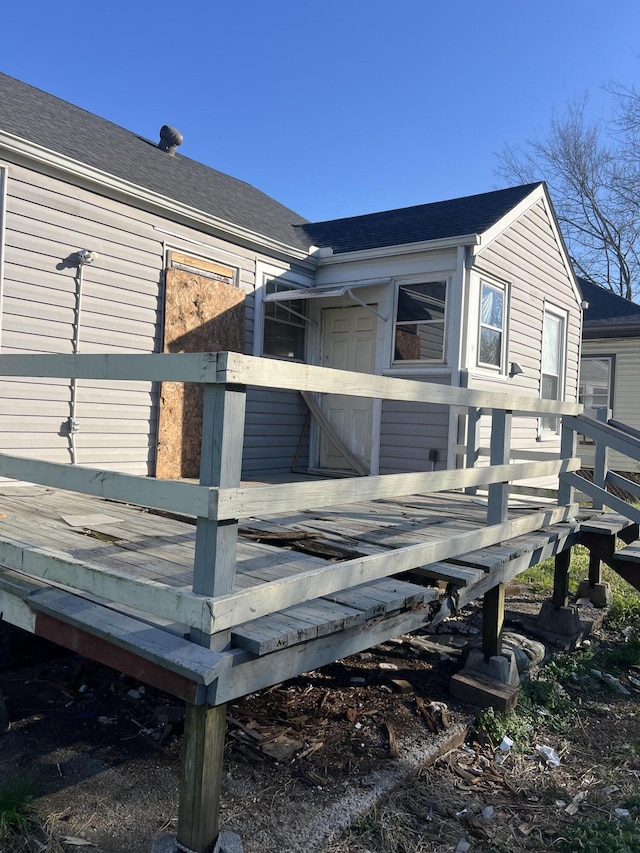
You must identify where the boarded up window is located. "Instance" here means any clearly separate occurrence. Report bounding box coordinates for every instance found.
[156,253,245,479]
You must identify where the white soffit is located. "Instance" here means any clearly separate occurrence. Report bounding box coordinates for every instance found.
[263,279,390,303]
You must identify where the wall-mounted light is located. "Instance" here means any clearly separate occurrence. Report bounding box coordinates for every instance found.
[77,249,99,266]
[509,362,523,378]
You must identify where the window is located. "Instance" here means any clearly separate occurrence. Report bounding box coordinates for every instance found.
[579,356,614,443]
[393,280,447,363]
[540,307,566,433]
[478,280,505,369]
[262,280,306,360]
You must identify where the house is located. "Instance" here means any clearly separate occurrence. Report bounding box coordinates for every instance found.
[578,276,640,474]
[0,72,583,481]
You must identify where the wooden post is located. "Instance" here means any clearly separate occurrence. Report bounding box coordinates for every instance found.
[587,551,602,588]
[192,382,246,648]
[177,703,227,853]
[552,548,571,609]
[483,583,505,660]
[483,408,512,660]
[178,380,246,853]
[461,371,481,496]
[592,406,612,511]
[558,419,576,510]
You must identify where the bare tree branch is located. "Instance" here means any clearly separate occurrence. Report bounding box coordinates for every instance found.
[496,94,640,301]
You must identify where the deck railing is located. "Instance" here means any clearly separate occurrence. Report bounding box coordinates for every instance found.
[559,407,640,527]
[0,351,583,639]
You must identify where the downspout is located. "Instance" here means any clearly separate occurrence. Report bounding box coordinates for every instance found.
[68,249,99,464]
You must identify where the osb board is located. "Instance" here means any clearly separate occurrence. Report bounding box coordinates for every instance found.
[156,268,245,480]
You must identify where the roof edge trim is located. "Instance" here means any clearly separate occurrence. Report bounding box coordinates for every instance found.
[316,233,481,265]
[0,130,312,262]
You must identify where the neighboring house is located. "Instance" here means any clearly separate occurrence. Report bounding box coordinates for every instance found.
[0,72,583,480]
[578,276,640,473]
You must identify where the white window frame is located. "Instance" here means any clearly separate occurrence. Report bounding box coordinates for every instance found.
[539,303,567,437]
[253,263,312,361]
[391,276,448,366]
[578,354,615,444]
[477,278,508,373]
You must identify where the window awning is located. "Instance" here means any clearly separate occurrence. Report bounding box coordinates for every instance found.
[262,278,390,303]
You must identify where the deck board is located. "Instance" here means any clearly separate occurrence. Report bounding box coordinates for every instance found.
[0,483,591,667]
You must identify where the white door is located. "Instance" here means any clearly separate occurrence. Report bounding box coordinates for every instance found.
[319,306,376,471]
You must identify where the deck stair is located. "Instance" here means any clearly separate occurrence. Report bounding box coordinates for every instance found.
[560,412,640,593]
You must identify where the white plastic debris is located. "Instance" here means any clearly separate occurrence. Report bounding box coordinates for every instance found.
[455,839,471,853]
[455,808,468,817]
[615,808,631,818]
[603,785,620,796]
[482,806,495,819]
[499,735,514,752]
[536,744,561,767]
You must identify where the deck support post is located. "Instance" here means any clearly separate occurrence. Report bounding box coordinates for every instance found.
[177,702,227,853]
[482,583,505,661]
[451,409,519,713]
[178,381,246,853]
[552,548,571,608]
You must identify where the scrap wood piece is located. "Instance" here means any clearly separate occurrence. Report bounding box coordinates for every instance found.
[416,697,438,733]
[384,720,400,758]
[226,716,264,742]
[389,678,413,694]
[300,391,369,476]
[260,734,304,761]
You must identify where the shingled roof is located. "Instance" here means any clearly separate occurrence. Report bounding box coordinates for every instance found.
[297,183,542,254]
[578,277,640,338]
[0,72,311,252]
[0,73,545,260]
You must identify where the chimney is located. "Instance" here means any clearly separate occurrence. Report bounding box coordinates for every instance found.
[158,125,183,155]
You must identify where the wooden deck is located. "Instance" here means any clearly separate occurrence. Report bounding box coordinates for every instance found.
[0,349,616,852]
[0,482,589,704]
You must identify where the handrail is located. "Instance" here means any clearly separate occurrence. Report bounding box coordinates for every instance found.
[0,351,581,417]
[565,414,640,464]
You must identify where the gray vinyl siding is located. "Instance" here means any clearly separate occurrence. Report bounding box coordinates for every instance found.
[0,159,313,478]
[470,199,581,456]
[580,337,640,473]
[379,374,451,473]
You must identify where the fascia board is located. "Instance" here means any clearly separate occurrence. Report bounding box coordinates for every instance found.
[0,130,312,262]
[472,184,544,255]
[316,234,481,266]
[473,183,583,306]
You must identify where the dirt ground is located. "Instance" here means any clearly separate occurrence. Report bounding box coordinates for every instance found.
[1,589,639,853]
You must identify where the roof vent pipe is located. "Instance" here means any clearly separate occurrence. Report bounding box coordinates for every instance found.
[158,125,183,155]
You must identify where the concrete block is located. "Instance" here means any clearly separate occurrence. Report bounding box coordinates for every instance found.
[536,600,582,638]
[577,580,612,608]
[463,648,519,686]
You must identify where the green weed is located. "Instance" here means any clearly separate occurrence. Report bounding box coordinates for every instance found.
[0,777,37,841]
[555,815,640,852]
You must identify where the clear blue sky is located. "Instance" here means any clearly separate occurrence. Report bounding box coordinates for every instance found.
[3,0,639,222]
